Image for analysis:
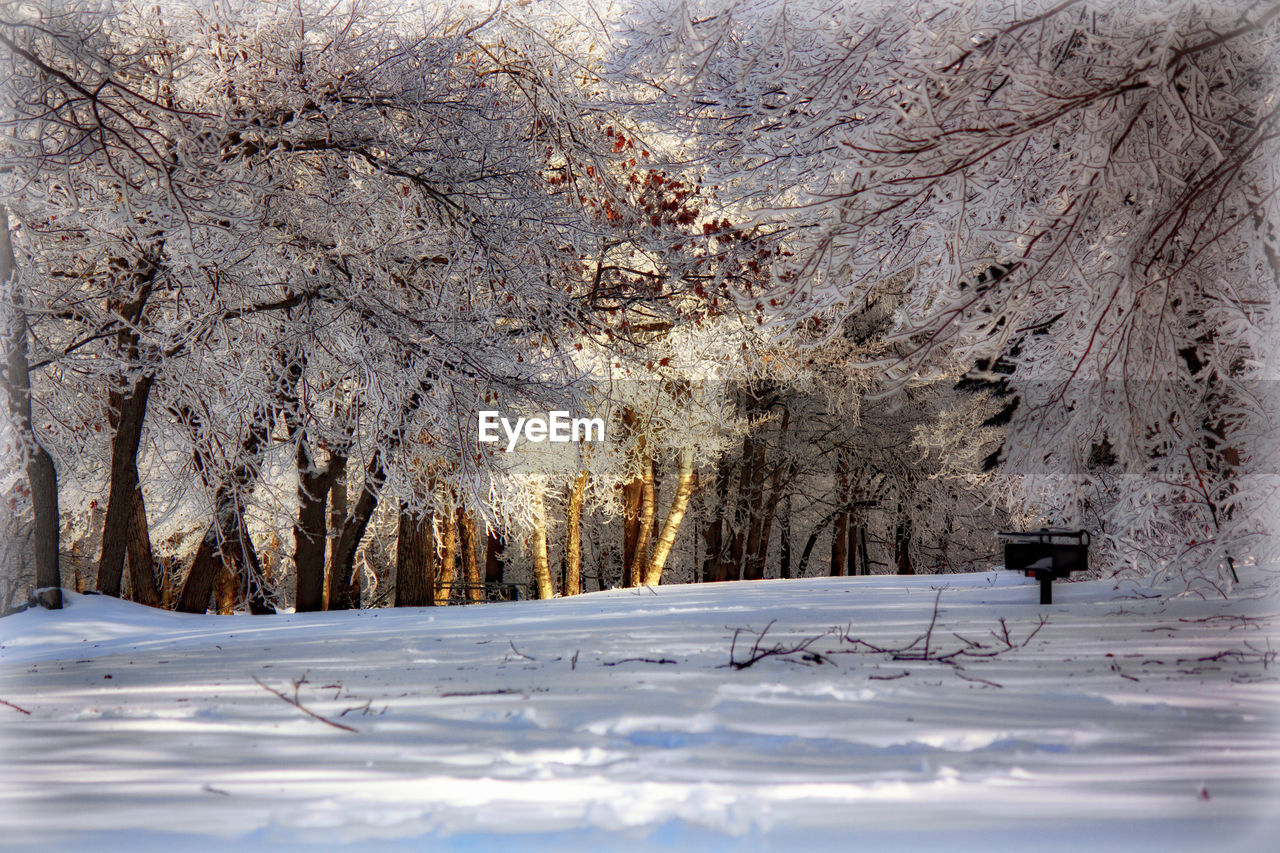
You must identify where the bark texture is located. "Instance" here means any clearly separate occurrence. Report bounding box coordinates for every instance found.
[396,508,436,607]
[458,508,482,602]
[563,472,588,596]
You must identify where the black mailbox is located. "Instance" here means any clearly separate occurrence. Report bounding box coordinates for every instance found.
[996,529,1090,604]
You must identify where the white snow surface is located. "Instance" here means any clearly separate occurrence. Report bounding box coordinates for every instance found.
[1,570,1278,851]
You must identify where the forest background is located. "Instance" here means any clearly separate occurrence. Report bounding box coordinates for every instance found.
[2,0,1277,615]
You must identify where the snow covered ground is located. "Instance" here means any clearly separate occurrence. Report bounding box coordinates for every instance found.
[1,569,1278,851]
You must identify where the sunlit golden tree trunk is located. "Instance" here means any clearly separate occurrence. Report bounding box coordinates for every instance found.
[643,450,696,586]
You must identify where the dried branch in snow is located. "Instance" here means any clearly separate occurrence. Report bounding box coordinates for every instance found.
[251,673,357,733]
[721,619,835,669]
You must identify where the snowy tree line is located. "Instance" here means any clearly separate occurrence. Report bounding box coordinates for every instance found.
[2,0,1276,613]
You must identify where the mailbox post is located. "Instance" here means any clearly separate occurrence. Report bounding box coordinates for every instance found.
[997,529,1090,604]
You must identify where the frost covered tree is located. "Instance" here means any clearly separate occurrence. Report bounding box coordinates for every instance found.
[2,209,61,609]
[614,0,1280,589]
[0,0,642,610]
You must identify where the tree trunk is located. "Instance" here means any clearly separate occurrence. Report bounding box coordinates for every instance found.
[741,435,770,581]
[630,456,656,586]
[234,519,273,614]
[621,475,641,588]
[702,453,734,583]
[727,435,751,581]
[396,507,435,607]
[779,491,793,580]
[176,407,271,613]
[894,512,914,575]
[752,410,790,581]
[830,510,849,577]
[324,454,347,608]
[96,249,160,599]
[829,448,851,578]
[458,507,481,602]
[846,518,858,577]
[563,472,588,596]
[328,451,389,611]
[643,449,697,586]
[97,374,154,597]
[530,487,554,599]
[2,215,61,608]
[484,526,505,584]
[293,440,333,613]
[180,526,224,615]
[180,505,270,615]
[753,477,780,580]
[124,491,160,606]
[23,441,60,608]
[330,384,426,610]
[797,507,840,578]
[619,408,645,588]
[434,509,457,605]
[214,560,238,615]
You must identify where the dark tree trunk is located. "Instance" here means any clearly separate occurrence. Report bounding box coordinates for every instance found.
[396,508,436,607]
[619,407,645,581]
[621,474,642,588]
[894,511,914,575]
[328,452,388,611]
[752,413,790,581]
[742,441,768,581]
[124,491,160,606]
[778,491,793,580]
[214,557,237,615]
[176,407,271,613]
[830,511,849,577]
[180,505,271,615]
[728,433,754,581]
[293,439,334,613]
[846,518,858,577]
[25,448,61,608]
[180,526,224,615]
[753,474,781,580]
[829,448,851,578]
[797,507,841,578]
[329,383,425,610]
[754,410,792,580]
[96,248,160,598]
[2,217,61,607]
[234,519,273,614]
[97,374,154,597]
[324,454,347,607]
[484,526,505,584]
[702,453,735,583]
